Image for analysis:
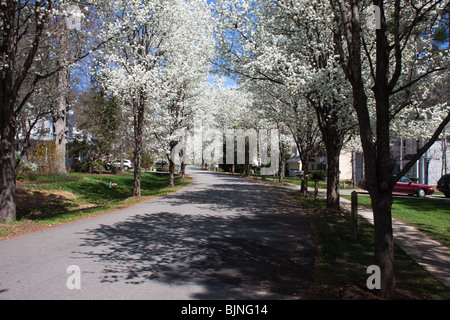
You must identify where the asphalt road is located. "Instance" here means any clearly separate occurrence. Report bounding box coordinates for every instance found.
[0,166,316,300]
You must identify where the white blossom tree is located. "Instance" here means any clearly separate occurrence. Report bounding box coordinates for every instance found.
[330,0,449,297]
[98,0,216,194]
[214,0,358,209]
[214,0,449,297]
[244,79,322,192]
[153,0,216,187]
[0,0,105,222]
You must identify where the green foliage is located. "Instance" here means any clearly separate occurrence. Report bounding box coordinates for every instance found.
[310,170,326,181]
[71,88,121,163]
[29,141,63,176]
[16,162,37,180]
[72,158,104,173]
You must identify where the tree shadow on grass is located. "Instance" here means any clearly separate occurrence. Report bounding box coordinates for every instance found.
[15,188,79,220]
[15,173,182,221]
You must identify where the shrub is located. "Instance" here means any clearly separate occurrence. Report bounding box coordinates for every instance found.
[29,141,63,176]
[310,170,326,181]
[72,158,104,173]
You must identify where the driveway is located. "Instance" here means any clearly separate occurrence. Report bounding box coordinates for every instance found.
[0,166,316,300]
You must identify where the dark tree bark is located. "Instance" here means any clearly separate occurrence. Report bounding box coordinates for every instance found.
[278,142,286,183]
[0,100,17,223]
[180,161,186,179]
[325,142,343,211]
[0,0,108,221]
[168,140,178,188]
[299,154,312,196]
[312,107,348,211]
[332,0,449,297]
[133,92,145,197]
[0,0,47,222]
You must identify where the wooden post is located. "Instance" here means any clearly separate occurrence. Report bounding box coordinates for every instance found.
[351,191,358,240]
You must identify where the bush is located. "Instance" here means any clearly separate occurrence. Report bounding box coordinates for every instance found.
[72,158,104,173]
[29,141,63,176]
[16,162,37,176]
[310,170,326,181]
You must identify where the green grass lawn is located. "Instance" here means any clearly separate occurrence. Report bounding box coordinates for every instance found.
[1,172,191,238]
[342,194,450,248]
[289,193,450,299]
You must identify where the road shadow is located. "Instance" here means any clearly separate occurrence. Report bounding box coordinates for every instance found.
[75,168,317,299]
[77,210,316,299]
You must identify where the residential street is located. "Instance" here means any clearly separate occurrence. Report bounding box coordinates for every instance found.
[0,166,317,300]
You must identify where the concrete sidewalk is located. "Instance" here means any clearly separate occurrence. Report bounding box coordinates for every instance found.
[206,175,450,289]
[262,175,450,288]
[338,194,450,288]
[252,176,450,288]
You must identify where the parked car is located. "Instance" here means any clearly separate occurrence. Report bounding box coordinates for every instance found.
[154,160,167,166]
[106,159,133,171]
[358,176,435,197]
[437,174,450,198]
[153,160,167,170]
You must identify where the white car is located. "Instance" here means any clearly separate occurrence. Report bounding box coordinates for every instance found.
[107,159,133,171]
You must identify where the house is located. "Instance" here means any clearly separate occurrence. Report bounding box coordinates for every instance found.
[391,137,450,185]
[288,135,450,186]
[16,109,80,168]
[287,157,300,177]
[286,150,363,184]
[286,153,329,177]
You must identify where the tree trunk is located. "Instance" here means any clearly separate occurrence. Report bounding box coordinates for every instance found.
[0,37,17,221]
[300,157,310,196]
[372,67,396,298]
[279,144,286,183]
[324,139,343,210]
[133,95,145,197]
[0,102,17,223]
[53,66,69,174]
[371,188,395,298]
[54,69,68,174]
[169,158,175,188]
[120,138,124,172]
[180,161,186,179]
[54,22,70,175]
[354,82,396,298]
[326,150,341,210]
[168,141,178,188]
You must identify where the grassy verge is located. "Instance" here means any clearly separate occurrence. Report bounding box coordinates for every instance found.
[288,193,450,300]
[1,172,191,239]
[342,194,450,248]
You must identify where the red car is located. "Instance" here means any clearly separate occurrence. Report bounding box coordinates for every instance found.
[358,176,435,197]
